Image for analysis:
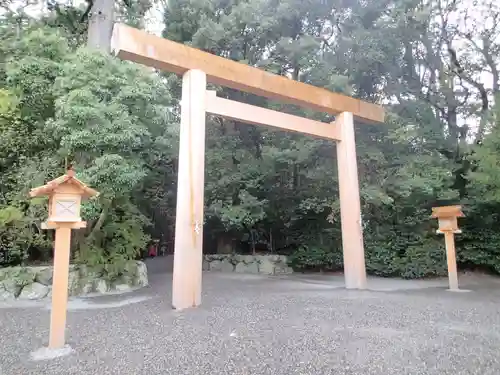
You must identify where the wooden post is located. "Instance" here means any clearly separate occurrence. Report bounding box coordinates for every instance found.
[49,226,72,349]
[431,206,464,291]
[172,69,207,310]
[444,231,459,290]
[335,112,367,289]
[29,170,98,355]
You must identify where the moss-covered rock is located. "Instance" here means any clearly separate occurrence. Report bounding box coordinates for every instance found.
[1,267,36,297]
[18,282,49,300]
[35,267,53,286]
[0,261,149,302]
[203,255,292,275]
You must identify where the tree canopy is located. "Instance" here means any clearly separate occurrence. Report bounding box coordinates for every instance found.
[0,0,499,279]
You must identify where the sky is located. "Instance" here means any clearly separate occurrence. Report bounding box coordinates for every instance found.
[4,0,166,35]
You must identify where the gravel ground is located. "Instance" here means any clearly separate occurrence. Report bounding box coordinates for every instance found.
[1,269,500,375]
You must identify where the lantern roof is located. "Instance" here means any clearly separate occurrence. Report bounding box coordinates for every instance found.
[29,168,99,199]
[431,205,464,218]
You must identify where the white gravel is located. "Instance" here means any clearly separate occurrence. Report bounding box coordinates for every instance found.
[1,271,500,375]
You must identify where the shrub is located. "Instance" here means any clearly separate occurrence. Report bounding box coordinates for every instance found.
[288,245,343,272]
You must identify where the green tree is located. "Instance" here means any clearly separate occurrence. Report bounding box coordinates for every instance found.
[0,11,176,274]
[1,0,499,280]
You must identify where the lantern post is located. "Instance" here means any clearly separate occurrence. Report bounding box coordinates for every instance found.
[431,205,465,291]
[29,168,98,353]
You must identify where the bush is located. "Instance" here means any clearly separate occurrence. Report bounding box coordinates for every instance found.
[365,245,400,277]
[289,237,449,279]
[74,203,150,281]
[0,205,51,267]
[393,241,447,279]
[458,227,500,274]
[288,245,343,272]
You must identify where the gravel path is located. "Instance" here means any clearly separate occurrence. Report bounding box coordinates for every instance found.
[1,269,500,375]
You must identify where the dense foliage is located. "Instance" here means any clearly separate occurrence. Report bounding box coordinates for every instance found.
[0,0,499,279]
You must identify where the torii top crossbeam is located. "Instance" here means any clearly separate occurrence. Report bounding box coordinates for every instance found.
[110,24,385,124]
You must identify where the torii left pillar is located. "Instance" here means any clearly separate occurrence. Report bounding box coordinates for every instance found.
[172,69,207,310]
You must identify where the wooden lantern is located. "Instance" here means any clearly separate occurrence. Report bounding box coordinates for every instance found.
[29,168,98,350]
[431,205,464,234]
[431,205,465,291]
[30,169,98,230]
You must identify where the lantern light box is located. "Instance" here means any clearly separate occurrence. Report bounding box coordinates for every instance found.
[431,205,464,234]
[29,169,98,228]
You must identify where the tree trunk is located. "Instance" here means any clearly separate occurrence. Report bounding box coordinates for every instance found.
[87,0,115,53]
[135,0,152,29]
[269,228,273,254]
[250,230,256,255]
[90,203,109,238]
[217,236,233,254]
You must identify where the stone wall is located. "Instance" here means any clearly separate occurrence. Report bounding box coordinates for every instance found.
[203,254,293,275]
[0,261,148,301]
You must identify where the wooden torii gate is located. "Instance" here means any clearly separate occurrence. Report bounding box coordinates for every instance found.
[111,24,385,310]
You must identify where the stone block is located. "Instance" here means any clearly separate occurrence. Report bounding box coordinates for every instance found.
[209,260,222,271]
[95,279,109,294]
[134,261,149,287]
[80,281,94,295]
[18,282,49,300]
[78,265,103,280]
[67,268,80,296]
[235,255,256,264]
[209,258,234,272]
[257,257,276,275]
[220,258,235,272]
[274,265,294,274]
[204,254,292,275]
[207,254,231,262]
[273,257,293,275]
[35,268,53,286]
[2,279,23,297]
[266,254,281,262]
[0,284,15,301]
[0,260,148,302]
[30,345,73,361]
[114,284,132,292]
[1,267,36,297]
[202,259,210,271]
[235,261,259,274]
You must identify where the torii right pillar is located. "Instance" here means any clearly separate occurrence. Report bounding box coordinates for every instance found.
[335,112,367,289]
